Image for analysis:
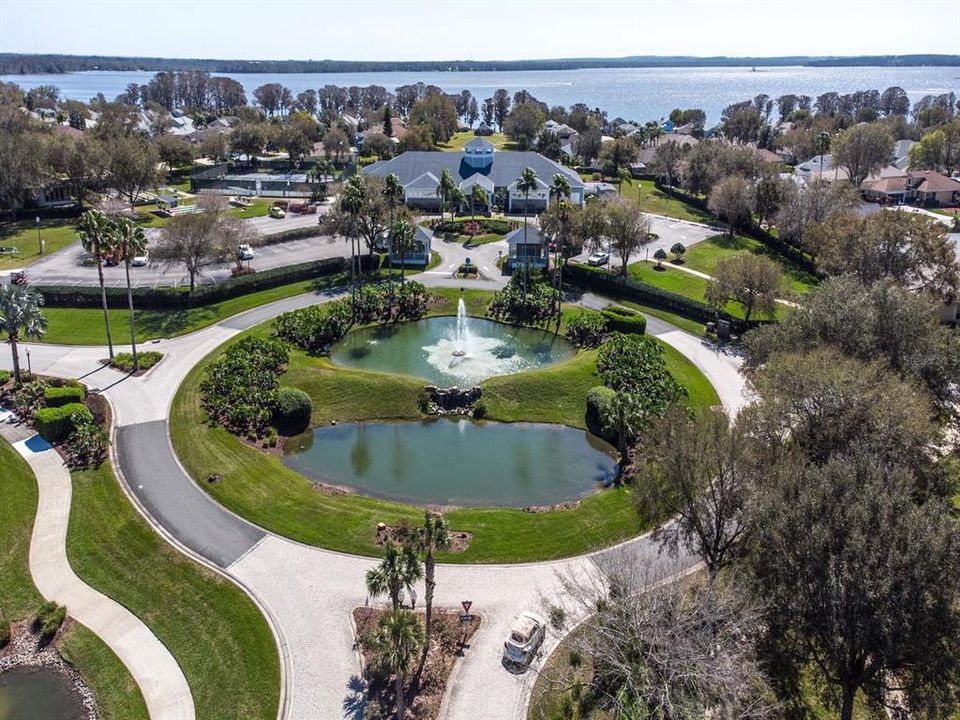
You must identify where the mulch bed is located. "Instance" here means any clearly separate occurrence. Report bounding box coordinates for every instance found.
[353,606,481,720]
[374,523,472,553]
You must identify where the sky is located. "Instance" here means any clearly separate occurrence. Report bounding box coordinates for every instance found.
[1,0,959,61]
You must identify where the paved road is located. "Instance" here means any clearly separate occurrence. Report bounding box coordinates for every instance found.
[571,215,717,265]
[2,248,749,719]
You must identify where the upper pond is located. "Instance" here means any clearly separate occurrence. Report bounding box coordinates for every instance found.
[283,419,618,507]
[330,312,575,387]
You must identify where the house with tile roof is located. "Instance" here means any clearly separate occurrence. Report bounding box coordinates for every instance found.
[362,138,585,213]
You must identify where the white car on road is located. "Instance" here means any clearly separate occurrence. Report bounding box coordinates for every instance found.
[237,244,255,261]
[132,251,149,267]
[587,251,610,266]
[503,611,546,666]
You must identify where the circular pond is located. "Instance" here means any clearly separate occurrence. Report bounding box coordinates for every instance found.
[0,667,88,720]
[283,419,618,507]
[330,306,575,387]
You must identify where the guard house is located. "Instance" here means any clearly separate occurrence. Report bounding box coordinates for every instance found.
[391,225,433,266]
[506,225,548,269]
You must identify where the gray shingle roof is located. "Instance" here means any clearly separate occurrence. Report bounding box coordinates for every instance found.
[363,150,584,191]
[505,224,544,246]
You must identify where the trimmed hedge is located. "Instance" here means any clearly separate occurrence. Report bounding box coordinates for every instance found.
[43,385,86,407]
[273,387,312,435]
[601,306,647,335]
[35,256,350,310]
[111,351,163,372]
[35,403,93,443]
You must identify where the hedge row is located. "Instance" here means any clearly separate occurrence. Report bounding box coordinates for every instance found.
[601,306,647,335]
[652,181,818,274]
[35,256,349,310]
[43,385,86,407]
[35,402,92,443]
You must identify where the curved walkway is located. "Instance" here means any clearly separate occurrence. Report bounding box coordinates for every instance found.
[0,415,195,720]
[3,270,749,719]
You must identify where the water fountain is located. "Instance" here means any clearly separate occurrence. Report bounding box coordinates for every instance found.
[452,298,468,357]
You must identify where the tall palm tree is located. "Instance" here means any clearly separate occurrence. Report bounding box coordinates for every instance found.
[370,609,425,720]
[415,511,450,649]
[816,131,830,181]
[78,210,116,360]
[340,176,366,318]
[469,184,488,218]
[0,285,47,385]
[436,168,456,222]
[383,174,405,292]
[549,174,572,320]
[111,217,148,372]
[391,218,417,288]
[365,540,423,611]
[515,167,540,296]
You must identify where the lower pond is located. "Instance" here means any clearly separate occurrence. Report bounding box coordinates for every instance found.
[283,419,618,507]
[0,666,87,720]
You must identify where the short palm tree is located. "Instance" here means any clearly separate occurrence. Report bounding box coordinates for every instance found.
[515,167,540,295]
[365,540,423,611]
[371,609,425,720]
[78,210,116,360]
[436,168,456,221]
[617,166,632,192]
[390,218,417,287]
[415,511,450,649]
[469,184,488,217]
[447,187,465,220]
[0,285,48,384]
[111,217,148,372]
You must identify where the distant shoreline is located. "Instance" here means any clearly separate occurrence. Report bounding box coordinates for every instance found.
[2,53,959,76]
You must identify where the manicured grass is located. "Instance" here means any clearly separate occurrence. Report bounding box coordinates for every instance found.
[38,274,349,345]
[66,461,280,720]
[169,300,719,563]
[624,180,715,223]
[613,298,706,337]
[682,233,817,295]
[0,218,80,270]
[0,439,148,720]
[437,131,514,151]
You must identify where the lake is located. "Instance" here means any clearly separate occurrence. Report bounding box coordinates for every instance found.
[3,65,958,124]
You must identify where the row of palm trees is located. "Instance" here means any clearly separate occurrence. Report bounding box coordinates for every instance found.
[364,511,450,719]
[78,210,148,372]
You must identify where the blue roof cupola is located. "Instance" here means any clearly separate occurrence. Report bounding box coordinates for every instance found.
[464,137,495,169]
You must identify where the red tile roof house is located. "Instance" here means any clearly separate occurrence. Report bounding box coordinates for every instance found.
[907,171,960,207]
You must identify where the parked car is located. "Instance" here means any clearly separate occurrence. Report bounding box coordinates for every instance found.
[268,206,286,219]
[237,244,255,261]
[503,611,546,665]
[131,251,149,267]
[587,251,609,266]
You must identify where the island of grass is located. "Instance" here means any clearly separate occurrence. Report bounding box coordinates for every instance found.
[170,287,719,563]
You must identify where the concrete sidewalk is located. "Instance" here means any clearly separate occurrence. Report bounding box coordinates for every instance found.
[0,420,195,720]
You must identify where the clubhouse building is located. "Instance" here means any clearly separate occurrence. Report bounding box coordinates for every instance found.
[362,138,586,213]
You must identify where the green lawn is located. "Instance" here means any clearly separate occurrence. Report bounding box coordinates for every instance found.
[438,131,514,151]
[682,234,817,295]
[0,218,80,270]
[38,274,349,345]
[66,461,279,720]
[0,439,148,720]
[169,297,719,563]
[625,180,714,223]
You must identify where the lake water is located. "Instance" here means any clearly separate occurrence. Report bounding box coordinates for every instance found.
[3,66,958,124]
[0,666,87,720]
[283,419,618,507]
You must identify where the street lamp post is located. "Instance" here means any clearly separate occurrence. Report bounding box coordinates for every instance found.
[35,216,44,255]
[25,347,31,377]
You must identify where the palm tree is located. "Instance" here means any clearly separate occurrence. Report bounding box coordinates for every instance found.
[78,210,116,360]
[549,174,572,320]
[391,218,417,288]
[415,511,450,649]
[366,540,423,611]
[0,285,47,385]
[383,174,404,292]
[816,131,830,181]
[436,168,456,222]
[111,217,148,372]
[515,167,540,296]
[340,176,367,318]
[469,184,488,218]
[617,166,632,192]
[370,609,425,720]
[448,187,465,220]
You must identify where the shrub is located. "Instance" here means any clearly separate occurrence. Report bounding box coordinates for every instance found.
[0,369,10,386]
[13,380,48,419]
[110,351,163,372]
[601,307,647,335]
[488,275,554,324]
[35,403,93,443]
[273,387,312,435]
[397,281,429,319]
[84,393,109,428]
[462,220,482,237]
[44,385,86,407]
[472,398,487,419]
[66,418,110,468]
[274,300,352,353]
[201,336,289,437]
[458,263,478,275]
[566,311,609,348]
[597,333,686,417]
[670,242,686,261]
[0,616,10,648]
[586,385,617,434]
[35,601,66,642]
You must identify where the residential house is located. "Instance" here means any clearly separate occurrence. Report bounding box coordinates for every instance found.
[506,224,549,268]
[362,138,585,213]
[861,171,960,206]
[392,225,432,266]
